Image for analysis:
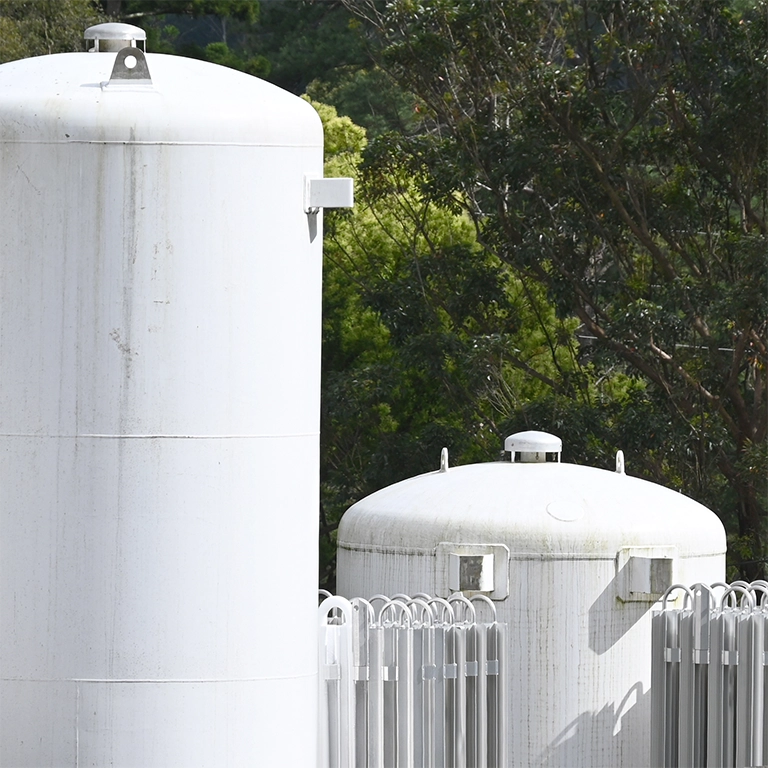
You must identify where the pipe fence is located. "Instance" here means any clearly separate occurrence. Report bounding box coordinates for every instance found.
[318,592,508,768]
[651,581,768,768]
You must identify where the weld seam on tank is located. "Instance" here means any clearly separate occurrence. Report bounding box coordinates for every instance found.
[11,141,326,148]
[3,674,317,684]
[338,545,724,561]
[0,432,318,439]
[337,543,435,556]
[337,543,627,561]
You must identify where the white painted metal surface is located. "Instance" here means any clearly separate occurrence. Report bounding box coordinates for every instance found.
[0,26,347,766]
[318,593,507,768]
[337,432,727,767]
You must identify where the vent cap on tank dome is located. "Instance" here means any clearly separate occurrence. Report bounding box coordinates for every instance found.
[84,22,146,52]
[504,430,562,463]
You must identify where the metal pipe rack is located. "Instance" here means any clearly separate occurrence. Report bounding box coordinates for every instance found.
[319,592,508,768]
[651,581,768,768]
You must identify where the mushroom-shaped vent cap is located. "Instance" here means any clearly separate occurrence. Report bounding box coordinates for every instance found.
[84,23,146,52]
[504,430,562,462]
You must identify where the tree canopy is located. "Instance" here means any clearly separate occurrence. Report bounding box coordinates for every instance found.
[103,1,258,24]
[315,97,598,588]
[0,0,103,62]
[344,0,768,578]
[104,0,412,136]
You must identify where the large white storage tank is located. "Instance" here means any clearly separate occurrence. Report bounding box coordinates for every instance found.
[337,431,727,767]
[0,24,349,767]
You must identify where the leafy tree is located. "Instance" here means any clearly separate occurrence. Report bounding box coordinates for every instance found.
[314,98,593,589]
[305,57,419,137]
[108,0,414,135]
[261,0,417,136]
[0,0,103,62]
[106,0,268,73]
[259,0,365,94]
[345,0,768,578]
[104,1,258,24]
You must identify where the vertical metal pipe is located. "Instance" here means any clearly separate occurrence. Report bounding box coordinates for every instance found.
[409,598,433,767]
[319,597,356,768]
[453,624,468,768]
[745,584,767,768]
[708,607,726,767]
[651,609,668,768]
[709,586,753,768]
[434,622,449,768]
[665,607,683,765]
[444,624,458,768]
[761,603,768,768]
[421,620,437,768]
[691,584,712,768]
[679,608,695,767]
[470,594,498,768]
[368,623,386,768]
[474,623,489,768]
[352,599,374,768]
[735,608,754,768]
[492,621,508,768]
[465,624,479,766]
[429,598,454,768]
[397,621,415,768]
[382,623,399,767]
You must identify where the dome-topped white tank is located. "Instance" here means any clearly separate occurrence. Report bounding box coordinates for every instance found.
[337,431,726,767]
[0,24,350,768]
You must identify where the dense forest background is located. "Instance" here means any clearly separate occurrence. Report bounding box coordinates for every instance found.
[0,0,765,588]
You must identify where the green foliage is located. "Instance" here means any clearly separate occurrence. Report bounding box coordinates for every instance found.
[117,1,259,24]
[313,98,590,588]
[115,0,264,71]
[347,0,768,578]
[113,0,410,134]
[0,0,103,62]
[261,1,417,135]
[306,65,420,137]
[259,0,366,94]
[197,40,268,75]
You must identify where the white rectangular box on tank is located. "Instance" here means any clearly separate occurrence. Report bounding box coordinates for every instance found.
[0,23,350,768]
[337,431,726,767]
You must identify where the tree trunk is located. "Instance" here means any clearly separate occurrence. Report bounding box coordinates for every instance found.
[731,477,766,581]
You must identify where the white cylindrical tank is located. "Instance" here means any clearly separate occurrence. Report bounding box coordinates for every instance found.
[0,25,331,767]
[337,431,726,767]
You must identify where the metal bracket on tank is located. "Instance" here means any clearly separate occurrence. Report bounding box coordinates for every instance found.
[436,542,510,600]
[617,545,677,602]
[304,176,354,214]
[108,47,152,85]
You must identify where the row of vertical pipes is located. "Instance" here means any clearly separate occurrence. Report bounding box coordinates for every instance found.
[319,592,508,768]
[651,581,768,767]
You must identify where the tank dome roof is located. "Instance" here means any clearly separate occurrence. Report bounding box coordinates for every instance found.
[0,51,321,146]
[339,437,726,559]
